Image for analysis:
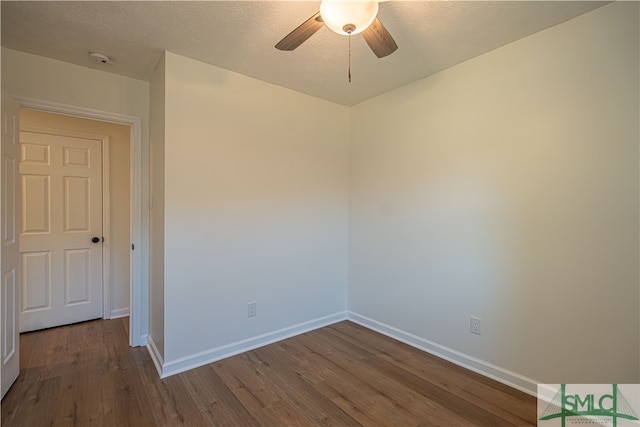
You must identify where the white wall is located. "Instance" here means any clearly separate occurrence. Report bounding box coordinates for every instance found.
[149,54,166,359]
[1,47,150,340]
[161,52,349,364]
[349,1,639,387]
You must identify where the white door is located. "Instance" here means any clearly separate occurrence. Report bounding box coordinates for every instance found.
[19,131,103,332]
[1,92,21,398]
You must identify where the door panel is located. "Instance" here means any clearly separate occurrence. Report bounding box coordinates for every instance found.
[64,176,91,231]
[64,248,92,305]
[19,131,102,332]
[22,175,49,233]
[2,269,16,366]
[1,91,20,398]
[21,251,51,312]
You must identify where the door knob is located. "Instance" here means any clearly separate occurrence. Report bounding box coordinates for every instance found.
[92,237,100,243]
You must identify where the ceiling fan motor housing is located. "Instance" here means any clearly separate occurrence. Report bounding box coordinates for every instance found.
[343,23,356,34]
[275,0,397,59]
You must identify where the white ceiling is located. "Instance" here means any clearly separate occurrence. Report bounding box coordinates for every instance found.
[2,1,608,106]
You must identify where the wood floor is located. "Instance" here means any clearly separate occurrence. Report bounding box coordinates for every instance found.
[1,318,536,426]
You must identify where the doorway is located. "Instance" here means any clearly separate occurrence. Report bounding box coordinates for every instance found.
[13,99,145,347]
[19,109,130,331]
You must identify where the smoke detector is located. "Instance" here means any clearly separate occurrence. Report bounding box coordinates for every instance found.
[89,51,113,65]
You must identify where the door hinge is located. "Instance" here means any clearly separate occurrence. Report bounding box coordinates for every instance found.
[131,243,135,250]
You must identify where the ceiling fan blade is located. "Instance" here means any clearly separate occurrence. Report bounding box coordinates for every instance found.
[275,12,324,51]
[362,17,398,58]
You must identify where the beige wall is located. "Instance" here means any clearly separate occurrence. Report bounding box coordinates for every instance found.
[1,48,148,123]
[20,109,131,316]
[349,1,639,387]
[4,2,638,388]
[160,52,350,363]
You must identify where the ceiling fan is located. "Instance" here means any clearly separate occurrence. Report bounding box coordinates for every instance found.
[275,0,398,59]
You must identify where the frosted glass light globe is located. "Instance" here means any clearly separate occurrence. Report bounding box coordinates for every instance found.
[320,0,379,35]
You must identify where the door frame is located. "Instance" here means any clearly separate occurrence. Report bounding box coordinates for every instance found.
[20,125,112,324]
[15,97,146,347]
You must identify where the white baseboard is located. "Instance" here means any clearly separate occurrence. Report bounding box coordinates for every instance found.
[347,311,540,397]
[146,334,165,378]
[109,308,130,319]
[145,309,539,397]
[158,311,348,378]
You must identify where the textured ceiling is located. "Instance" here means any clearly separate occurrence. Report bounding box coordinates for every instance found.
[2,1,608,106]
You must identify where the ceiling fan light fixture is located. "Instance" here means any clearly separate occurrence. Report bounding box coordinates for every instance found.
[320,0,379,36]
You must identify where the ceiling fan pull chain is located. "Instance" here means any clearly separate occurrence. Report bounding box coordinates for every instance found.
[348,32,352,83]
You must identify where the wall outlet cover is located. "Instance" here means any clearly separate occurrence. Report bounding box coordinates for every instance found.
[470,316,481,335]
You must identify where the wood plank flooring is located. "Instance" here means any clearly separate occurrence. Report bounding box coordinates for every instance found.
[1,318,536,426]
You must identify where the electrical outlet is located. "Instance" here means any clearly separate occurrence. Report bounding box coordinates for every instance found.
[470,316,481,335]
[248,302,257,317]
